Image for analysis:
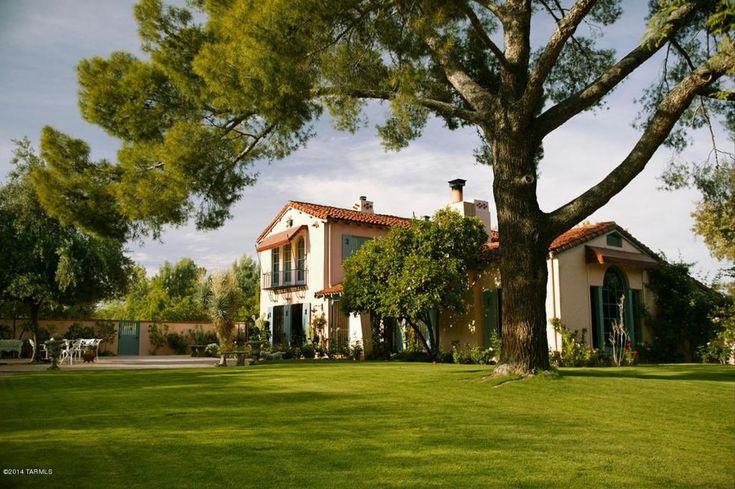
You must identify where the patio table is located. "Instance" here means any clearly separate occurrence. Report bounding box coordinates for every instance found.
[0,339,23,358]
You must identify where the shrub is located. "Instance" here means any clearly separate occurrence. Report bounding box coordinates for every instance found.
[0,324,12,339]
[148,324,170,354]
[435,351,454,364]
[392,350,430,362]
[698,302,735,365]
[283,347,301,360]
[301,343,316,359]
[94,322,116,346]
[64,323,95,339]
[349,341,363,361]
[204,343,220,357]
[188,326,218,345]
[166,331,190,354]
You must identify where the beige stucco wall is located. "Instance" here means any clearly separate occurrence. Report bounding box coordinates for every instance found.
[326,221,392,285]
[2,319,217,356]
[258,207,329,320]
[553,232,655,347]
[438,267,501,351]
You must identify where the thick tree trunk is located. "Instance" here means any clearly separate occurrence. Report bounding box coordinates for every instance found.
[490,130,552,376]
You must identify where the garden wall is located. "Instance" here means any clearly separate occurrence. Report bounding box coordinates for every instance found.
[0,319,228,356]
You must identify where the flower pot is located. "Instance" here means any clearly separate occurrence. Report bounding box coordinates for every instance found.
[82,352,96,363]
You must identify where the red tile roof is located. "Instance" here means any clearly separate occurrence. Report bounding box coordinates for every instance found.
[479,221,659,262]
[257,201,412,243]
[314,283,344,298]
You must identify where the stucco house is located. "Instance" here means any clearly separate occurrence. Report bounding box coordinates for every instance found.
[256,179,659,354]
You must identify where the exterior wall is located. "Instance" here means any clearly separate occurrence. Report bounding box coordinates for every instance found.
[553,233,655,347]
[258,209,393,345]
[258,207,329,329]
[2,319,216,356]
[326,221,392,286]
[438,268,501,351]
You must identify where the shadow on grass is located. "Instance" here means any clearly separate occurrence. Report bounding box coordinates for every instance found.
[561,364,735,382]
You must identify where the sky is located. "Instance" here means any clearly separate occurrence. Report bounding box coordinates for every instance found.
[0,0,731,282]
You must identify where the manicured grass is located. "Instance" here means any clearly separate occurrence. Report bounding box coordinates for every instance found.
[1,363,733,488]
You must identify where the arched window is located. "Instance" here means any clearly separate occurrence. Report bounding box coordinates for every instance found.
[601,267,627,346]
[296,238,306,284]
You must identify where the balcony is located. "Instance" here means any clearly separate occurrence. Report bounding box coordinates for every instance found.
[262,268,308,290]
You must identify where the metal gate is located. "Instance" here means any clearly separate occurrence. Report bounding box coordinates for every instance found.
[118,320,140,355]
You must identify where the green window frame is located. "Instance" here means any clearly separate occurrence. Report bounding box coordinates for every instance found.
[342,235,371,262]
[606,232,623,248]
[296,238,306,284]
[271,248,280,286]
[283,243,292,285]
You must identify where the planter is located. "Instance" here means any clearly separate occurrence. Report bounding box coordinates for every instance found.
[82,352,96,363]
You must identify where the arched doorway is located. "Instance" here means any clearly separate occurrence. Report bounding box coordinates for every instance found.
[591,267,631,348]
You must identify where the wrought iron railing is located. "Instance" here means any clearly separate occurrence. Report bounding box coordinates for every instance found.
[261,268,308,290]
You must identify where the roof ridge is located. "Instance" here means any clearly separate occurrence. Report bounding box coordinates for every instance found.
[288,200,412,222]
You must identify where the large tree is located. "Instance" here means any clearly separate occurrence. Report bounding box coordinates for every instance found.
[31,0,734,375]
[342,209,488,358]
[0,140,133,353]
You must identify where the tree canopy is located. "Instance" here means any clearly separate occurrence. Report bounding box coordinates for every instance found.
[0,139,133,345]
[29,0,734,374]
[341,209,488,357]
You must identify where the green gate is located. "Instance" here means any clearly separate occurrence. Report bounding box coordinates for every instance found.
[118,320,140,355]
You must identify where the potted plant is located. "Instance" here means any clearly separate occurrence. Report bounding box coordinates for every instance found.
[46,338,63,370]
[82,345,96,363]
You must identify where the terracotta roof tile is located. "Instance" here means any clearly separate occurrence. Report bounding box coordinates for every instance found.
[314,283,343,297]
[257,200,412,243]
[479,221,659,262]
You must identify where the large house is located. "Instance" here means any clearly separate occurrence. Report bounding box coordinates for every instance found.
[255,180,659,353]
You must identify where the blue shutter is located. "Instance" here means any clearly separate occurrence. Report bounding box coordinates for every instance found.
[483,290,500,347]
[266,306,274,340]
[284,304,292,345]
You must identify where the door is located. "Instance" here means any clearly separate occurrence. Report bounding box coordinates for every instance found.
[118,320,140,355]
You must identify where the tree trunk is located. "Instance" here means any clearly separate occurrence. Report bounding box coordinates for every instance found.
[491,129,552,376]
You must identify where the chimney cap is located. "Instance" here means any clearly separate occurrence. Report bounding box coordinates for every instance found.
[448,178,466,189]
[359,195,367,201]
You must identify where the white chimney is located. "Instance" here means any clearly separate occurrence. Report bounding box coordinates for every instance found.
[353,195,374,214]
[446,179,492,233]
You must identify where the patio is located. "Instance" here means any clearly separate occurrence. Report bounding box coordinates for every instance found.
[0,355,220,373]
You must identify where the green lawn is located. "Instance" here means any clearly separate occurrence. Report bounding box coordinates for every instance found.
[1,363,733,488]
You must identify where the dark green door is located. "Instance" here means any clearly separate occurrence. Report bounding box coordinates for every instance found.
[482,289,502,347]
[118,320,140,355]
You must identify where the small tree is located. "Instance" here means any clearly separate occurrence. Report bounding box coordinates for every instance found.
[608,296,628,367]
[198,271,243,366]
[342,209,488,359]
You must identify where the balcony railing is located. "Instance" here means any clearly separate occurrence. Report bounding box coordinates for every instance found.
[262,268,308,290]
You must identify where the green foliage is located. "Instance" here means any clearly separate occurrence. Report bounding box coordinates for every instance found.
[63,323,95,340]
[662,158,735,262]
[698,302,735,364]
[165,331,190,354]
[187,326,218,346]
[341,209,488,357]
[231,255,260,321]
[148,323,169,354]
[452,345,495,365]
[647,261,730,362]
[549,318,613,368]
[0,139,133,340]
[198,270,243,352]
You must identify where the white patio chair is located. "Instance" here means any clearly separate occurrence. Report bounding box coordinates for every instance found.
[68,339,83,365]
[92,338,102,357]
[58,339,71,365]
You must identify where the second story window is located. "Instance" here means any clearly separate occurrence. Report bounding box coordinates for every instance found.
[342,235,371,262]
[296,238,305,283]
[284,243,292,284]
[272,248,280,286]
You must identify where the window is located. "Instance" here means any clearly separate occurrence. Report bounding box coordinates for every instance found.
[606,232,623,247]
[342,235,371,262]
[591,267,640,348]
[296,238,306,283]
[271,248,280,286]
[283,243,292,285]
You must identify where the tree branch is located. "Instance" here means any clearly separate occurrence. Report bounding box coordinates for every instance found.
[233,124,276,165]
[525,0,599,111]
[535,0,704,139]
[423,35,494,112]
[315,87,483,123]
[463,2,509,69]
[547,50,735,234]
[471,0,503,20]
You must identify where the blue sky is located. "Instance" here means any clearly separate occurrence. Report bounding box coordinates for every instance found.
[0,0,730,281]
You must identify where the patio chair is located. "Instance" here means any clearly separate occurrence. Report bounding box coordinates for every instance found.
[58,339,71,365]
[68,339,83,365]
